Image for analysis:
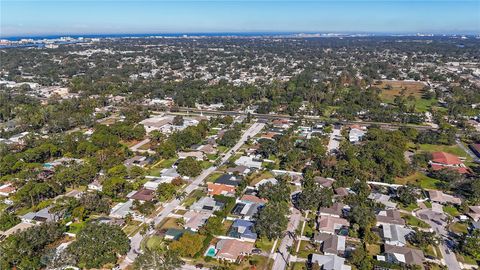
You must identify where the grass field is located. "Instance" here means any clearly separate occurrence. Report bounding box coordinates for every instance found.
[395,172,441,189]
[376,80,437,112]
[443,205,460,217]
[205,171,224,183]
[418,144,470,161]
[401,213,430,228]
[449,222,469,234]
[248,170,274,186]
[255,237,276,253]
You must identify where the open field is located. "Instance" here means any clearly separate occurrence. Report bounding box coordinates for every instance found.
[418,144,471,161]
[395,172,441,189]
[376,80,437,112]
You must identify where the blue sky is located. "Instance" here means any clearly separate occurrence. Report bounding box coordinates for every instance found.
[1,1,479,37]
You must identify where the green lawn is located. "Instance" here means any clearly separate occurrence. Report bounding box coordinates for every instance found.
[205,171,224,183]
[146,235,163,250]
[443,205,460,217]
[290,262,307,270]
[399,203,419,212]
[296,240,316,258]
[255,237,276,253]
[67,222,86,234]
[182,189,206,208]
[401,213,430,228]
[395,172,441,189]
[449,222,469,234]
[367,244,381,256]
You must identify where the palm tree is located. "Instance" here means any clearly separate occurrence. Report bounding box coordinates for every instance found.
[175,191,187,200]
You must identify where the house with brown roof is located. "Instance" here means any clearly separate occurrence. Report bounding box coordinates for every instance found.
[313,233,346,256]
[376,209,406,226]
[383,244,424,266]
[215,239,254,262]
[183,211,211,232]
[0,183,16,197]
[178,151,204,161]
[207,174,241,196]
[314,177,335,188]
[129,188,156,202]
[429,151,469,174]
[334,188,350,198]
[319,203,345,218]
[196,144,217,155]
[317,215,350,235]
[467,206,480,221]
[428,190,462,205]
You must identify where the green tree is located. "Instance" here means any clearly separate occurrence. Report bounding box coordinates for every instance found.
[254,201,289,240]
[0,212,20,231]
[177,157,202,177]
[67,223,130,269]
[169,233,204,257]
[156,183,176,201]
[134,248,184,270]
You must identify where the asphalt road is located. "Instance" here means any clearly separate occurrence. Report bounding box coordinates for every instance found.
[272,206,302,270]
[120,122,265,268]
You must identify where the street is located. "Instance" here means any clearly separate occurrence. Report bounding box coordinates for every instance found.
[120,122,265,268]
[272,206,302,270]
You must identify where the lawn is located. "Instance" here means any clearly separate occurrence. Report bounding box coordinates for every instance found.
[248,170,274,186]
[122,220,142,236]
[182,189,206,208]
[401,213,430,228]
[376,80,436,112]
[200,161,213,169]
[443,205,460,217]
[296,240,316,258]
[205,171,224,183]
[449,222,469,234]
[290,262,307,270]
[67,222,86,234]
[456,253,478,265]
[255,237,276,253]
[157,217,181,231]
[146,235,163,250]
[418,144,471,161]
[395,172,441,190]
[366,244,381,256]
[399,203,419,212]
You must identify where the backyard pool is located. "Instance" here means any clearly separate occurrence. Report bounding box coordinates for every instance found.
[205,246,216,257]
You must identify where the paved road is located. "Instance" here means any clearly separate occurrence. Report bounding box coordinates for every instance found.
[327,127,341,152]
[416,208,461,270]
[456,138,479,163]
[120,122,265,268]
[272,207,302,270]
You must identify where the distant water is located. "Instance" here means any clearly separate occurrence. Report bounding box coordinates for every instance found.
[2,32,300,41]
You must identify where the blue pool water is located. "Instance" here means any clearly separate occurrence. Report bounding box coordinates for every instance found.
[206,247,216,257]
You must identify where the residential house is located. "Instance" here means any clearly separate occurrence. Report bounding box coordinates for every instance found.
[178,151,204,161]
[349,127,366,143]
[383,244,424,266]
[310,254,351,270]
[0,222,35,240]
[428,190,462,205]
[381,224,412,247]
[196,144,217,155]
[467,206,480,221]
[228,219,257,242]
[317,215,350,235]
[254,178,278,189]
[0,183,16,197]
[183,211,211,232]
[207,174,241,196]
[429,151,469,174]
[190,197,225,213]
[124,156,149,168]
[313,233,346,256]
[21,207,57,223]
[129,188,156,202]
[319,203,345,218]
[227,165,251,175]
[369,193,397,209]
[88,180,103,192]
[234,156,262,169]
[376,210,405,226]
[164,228,186,240]
[215,239,254,262]
[314,177,335,188]
[110,200,142,220]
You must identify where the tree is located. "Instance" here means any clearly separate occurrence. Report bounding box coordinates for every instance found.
[172,115,184,126]
[157,141,177,159]
[254,201,289,240]
[407,229,439,248]
[156,183,176,201]
[0,212,20,231]
[169,233,204,257]
[177,157,202,177]
[134,248,184,270]
[257,178,290,202]
[103,177,129,198]
[396,185,418,206]
[200,216,224,235]
[459,229,480,261]
[67,223,130,269]
[296,185,333,211]
[218,129,241,147]
[107,164,128,178]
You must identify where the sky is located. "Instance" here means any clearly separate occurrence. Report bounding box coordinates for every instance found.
[1,0,479,37]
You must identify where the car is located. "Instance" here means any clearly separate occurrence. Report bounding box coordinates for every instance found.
[252,248,262,254]
[445,249,450,254]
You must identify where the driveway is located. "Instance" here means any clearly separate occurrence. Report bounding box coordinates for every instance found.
[120,122,265,268]
[327,127,341,153]
[416,208,461,270]
[272,206,302,270]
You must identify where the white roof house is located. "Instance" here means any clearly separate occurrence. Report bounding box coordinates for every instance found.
[349,128,366,143]
[382,224,413,247]
[311,254,351,270]
[234,156,262,169]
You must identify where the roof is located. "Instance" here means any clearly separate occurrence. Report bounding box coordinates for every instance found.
[468,206,480,221]
[190,196,224,212]
[431,152,462,165]
[0,222,34,238]
[0,183,16,195]
[165,228,186,240]
[314,233,346,254]
[428,190,462,205]
[317,216,350,234]
[311,254,351,270]
[314,177,335,188]
[229,219,257,240]
[320,203,344,217]
[184,211,211,230]
[215,174,241,186]
[178,151,204,159]
[240,194,267,204]
[376,210,405,226]
[226,165,250,174]
[130,188,156,201]
[207,183,236,196]
[430,164,470,174]
[334,188,349,197]
[382,224,412,246]
[384,244,425,265]
[215,239,254,261]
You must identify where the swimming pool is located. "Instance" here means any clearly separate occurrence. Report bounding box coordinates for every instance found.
[205,246,216,257]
